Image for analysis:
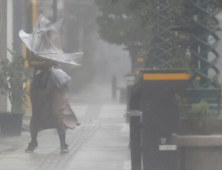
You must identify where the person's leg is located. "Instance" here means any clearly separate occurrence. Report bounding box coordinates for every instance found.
[58,133,68,150]
[30,132,38,145]
[25,116,39,153]
[57,123,69,153]
[26,81,42,153]
[25,132,38,153]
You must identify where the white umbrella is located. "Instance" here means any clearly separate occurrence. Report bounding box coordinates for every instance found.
[19,15,83,65]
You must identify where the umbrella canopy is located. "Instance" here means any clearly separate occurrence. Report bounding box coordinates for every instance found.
[19,15,83,65]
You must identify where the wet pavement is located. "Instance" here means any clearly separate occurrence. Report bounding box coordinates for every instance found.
[0,84,130,170]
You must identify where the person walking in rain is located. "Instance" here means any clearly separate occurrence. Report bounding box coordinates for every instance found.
[19,15,82,153]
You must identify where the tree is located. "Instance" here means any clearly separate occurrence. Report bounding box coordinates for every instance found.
[218,0,222,8]
[95,0,222,70]
[95,0,153,65]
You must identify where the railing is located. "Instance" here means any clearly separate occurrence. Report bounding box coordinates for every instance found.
[189,0,220,88]
[146,0,173,69]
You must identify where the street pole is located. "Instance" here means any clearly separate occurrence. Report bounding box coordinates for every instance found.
[53,0,57,22]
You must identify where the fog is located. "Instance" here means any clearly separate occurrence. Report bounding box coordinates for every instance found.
[1,1,222,170]
[1,0,131,104]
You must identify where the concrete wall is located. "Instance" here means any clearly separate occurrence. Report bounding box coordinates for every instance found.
[0,0,7,112]
[13,0,23,54]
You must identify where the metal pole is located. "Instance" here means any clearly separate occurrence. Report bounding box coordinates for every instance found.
[112,76,117,100]
[130,111,142,170]
[53,0,57,22]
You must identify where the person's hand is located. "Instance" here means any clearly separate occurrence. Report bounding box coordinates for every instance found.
[44,60,55,67]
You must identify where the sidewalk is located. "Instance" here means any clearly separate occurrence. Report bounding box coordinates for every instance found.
[0,103,130,170]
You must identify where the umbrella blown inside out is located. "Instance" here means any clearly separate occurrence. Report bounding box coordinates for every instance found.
[19,15,83,65]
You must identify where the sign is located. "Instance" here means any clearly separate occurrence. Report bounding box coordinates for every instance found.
[159,145,177,151]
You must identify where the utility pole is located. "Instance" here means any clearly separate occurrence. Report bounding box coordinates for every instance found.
[0,0,7,112]
[53,0,57,22]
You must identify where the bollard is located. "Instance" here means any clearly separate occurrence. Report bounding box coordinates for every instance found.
[126,85,134,122]
[119,87,127,104]
[126,74,136,122]
[126,86,132,123]
[129,110,142,170]
[112,76,117,100]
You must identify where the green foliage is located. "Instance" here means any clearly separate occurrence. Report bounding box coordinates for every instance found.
[171,43,191,69]
[95,0,221,69]
[175,94,210,117]
[94,0,191,69]
[0,51,33,113]
[217,0,222,8]
[95,0,153,54]
[175,93,188,112]
[190,101,210,116]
